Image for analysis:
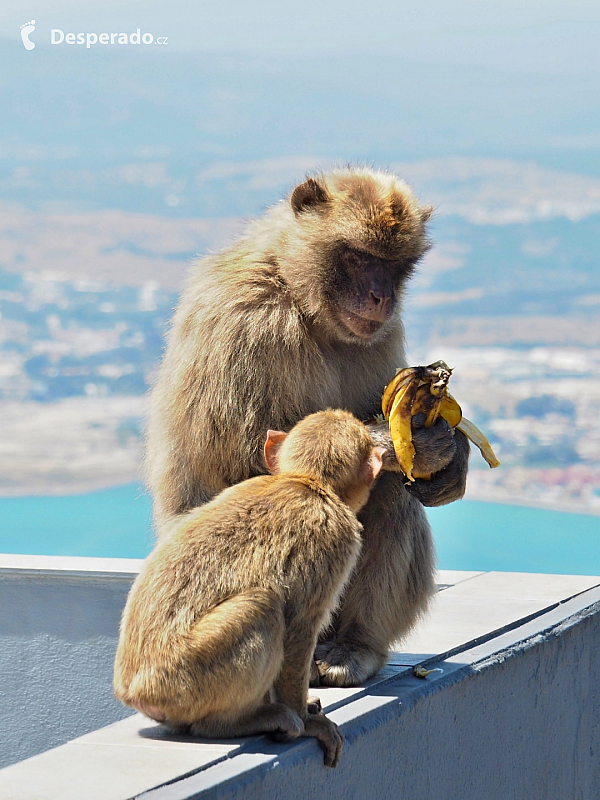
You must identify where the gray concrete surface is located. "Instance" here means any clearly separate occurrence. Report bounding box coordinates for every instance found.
[0,561,598,800]
[0,555,142,769]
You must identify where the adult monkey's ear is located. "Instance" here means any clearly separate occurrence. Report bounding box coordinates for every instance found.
[291,177,330,215]
[420,204,434,222]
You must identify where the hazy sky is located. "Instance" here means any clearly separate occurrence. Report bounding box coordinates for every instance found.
[2,0,599,74]
[2,0,599,207]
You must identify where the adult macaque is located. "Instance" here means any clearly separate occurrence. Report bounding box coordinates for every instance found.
[115,410,386,767]
[146,167,469,686]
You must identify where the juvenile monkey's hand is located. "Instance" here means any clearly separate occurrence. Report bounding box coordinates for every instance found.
[303,713,344,768]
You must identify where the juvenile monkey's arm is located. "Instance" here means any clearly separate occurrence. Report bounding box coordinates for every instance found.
[366,416,469,506]
[366,420,406,472]
[274,623,344,767]
[367,414,457,474]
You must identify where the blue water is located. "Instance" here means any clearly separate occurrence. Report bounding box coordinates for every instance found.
[427,502,600,575]
[0,483,598,575]
[0,484,154,559]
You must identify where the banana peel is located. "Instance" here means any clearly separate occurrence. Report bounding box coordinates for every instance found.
[388,376,420,480]
[381,360,500,481]
[455,417,500,471]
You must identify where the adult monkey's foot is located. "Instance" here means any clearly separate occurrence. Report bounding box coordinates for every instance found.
[307,695,323,714]
[314,639,387,687]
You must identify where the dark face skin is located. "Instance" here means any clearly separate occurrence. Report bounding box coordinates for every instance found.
[327,245,413,340]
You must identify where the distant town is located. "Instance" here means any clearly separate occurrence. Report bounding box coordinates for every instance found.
[0,229,598,515]
[0,268,173,402]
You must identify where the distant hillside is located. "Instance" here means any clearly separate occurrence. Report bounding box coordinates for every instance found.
[404,212,600,348]
[1,201,598,329]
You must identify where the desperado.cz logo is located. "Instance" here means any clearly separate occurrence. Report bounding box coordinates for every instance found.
[51,29,168,48]
[20,21,168,50]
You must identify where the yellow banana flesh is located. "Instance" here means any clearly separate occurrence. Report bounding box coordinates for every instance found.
[381,361,500,479]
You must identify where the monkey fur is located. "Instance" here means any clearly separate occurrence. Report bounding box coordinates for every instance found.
[114,410,386,767]
[146,167,470,687]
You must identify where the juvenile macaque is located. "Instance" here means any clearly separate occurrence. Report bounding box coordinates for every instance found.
[147,167,470,686]
[114,410,386,767]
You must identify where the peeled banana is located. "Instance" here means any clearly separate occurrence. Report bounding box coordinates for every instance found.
[381,360,500,481]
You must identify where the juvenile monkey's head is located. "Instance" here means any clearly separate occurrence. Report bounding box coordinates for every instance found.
[264,409,386,512]
[281,167,432,345]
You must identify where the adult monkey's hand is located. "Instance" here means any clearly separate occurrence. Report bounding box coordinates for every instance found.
[366,415,469,506]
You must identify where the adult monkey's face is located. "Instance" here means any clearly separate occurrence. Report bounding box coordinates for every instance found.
[288,172,432,345]
[325,244,408,341]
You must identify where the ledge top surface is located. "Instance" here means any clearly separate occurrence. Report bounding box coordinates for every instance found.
[0,552,144,577]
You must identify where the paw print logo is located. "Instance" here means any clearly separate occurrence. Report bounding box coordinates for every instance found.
[20,20,36,50]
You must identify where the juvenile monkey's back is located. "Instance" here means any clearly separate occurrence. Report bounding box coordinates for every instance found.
[118,473,363,654]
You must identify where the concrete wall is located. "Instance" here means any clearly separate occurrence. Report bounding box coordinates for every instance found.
[1,557,599,800]
[140,592,600,800]
[0,555,141,769]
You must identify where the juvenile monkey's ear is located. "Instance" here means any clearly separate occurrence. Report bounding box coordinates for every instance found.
[361,446,387,486]
[291,178,329,215]
[264,430,288,473]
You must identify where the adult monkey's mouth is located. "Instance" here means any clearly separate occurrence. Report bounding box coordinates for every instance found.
[338,309,384,339]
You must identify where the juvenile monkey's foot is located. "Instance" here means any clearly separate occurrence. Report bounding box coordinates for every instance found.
[304,713,344,767]
[190,703,304,740]
[315,640,386,687]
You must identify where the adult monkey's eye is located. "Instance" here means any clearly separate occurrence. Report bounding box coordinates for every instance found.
[341,248,367,269]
